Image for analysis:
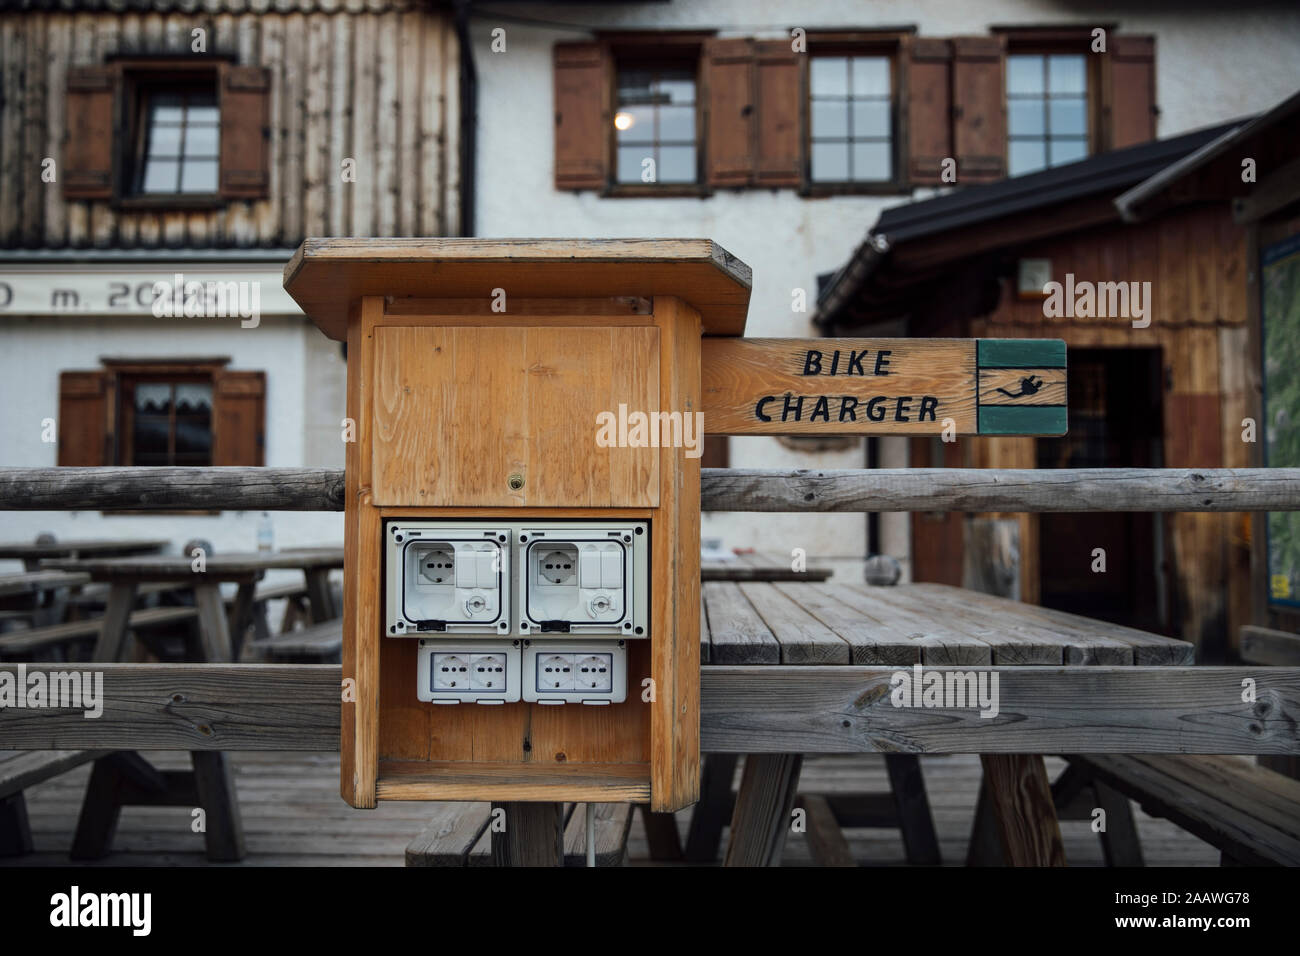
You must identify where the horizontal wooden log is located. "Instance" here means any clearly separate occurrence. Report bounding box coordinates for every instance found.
[0,467,346,512]
[702,468,1300,512]
[2,467,1299,513]
[2,664,1297,755]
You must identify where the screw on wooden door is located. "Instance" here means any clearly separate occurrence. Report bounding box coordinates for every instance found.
[508,473,525,491]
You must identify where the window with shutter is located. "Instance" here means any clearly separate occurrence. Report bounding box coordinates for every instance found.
[905,37,953,186]
[702,38,753,187]
[554,43,611,190]
[1006,52,1090,175]
[951,36,1007,183]
[66,58,270,208]
[802,33,907,194]
[63,67,118,201]
[1107,36,1157,150]
[218,64,272,199]
[57,371,111,466]
[615,61,699,186]
[753,40,802,188]
[212,371,267,467]
[56,361,265,469]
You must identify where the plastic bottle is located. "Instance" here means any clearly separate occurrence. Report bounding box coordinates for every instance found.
[257,512,274,553]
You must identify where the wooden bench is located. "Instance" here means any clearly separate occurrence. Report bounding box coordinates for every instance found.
[0,604,199,659]
[0,750,102,856]
[1055,624,1300,867]
[249,617,342,662]
[1063,754,1300,866]
[405,802,633,867]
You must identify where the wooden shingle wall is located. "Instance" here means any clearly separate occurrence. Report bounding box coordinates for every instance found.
[0,6,460,247]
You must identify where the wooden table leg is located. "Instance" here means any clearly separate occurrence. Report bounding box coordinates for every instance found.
[226,581,258,661]
[93,582,137,662]
[490,802,564,866]
[685,753,737,863]
[885,753,941,865]
[192,751,246,862]
[724,754,803,867]
[978,754,1066,866]
[0,793,33,856]
[193,583,234,662]
[304,568,337,624]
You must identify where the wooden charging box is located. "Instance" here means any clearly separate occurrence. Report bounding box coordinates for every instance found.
[284,239,751,811]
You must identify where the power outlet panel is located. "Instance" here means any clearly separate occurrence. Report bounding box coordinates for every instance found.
[384,519,648,640]
[518,525,648,637]
[385,526,511,635]
[416,639,522,704]
[522,640,627,704]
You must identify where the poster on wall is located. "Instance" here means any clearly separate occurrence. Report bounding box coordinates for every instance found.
[1263,231,1300,606]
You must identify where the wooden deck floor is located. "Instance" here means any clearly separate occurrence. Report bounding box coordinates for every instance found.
[5,751,1218,866]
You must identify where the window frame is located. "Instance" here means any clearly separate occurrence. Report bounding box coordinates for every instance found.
[110,56,231,211]
[600,33,712,198]
[801,32,910,197]
[997,30,1106,177]
[101,358,229,467]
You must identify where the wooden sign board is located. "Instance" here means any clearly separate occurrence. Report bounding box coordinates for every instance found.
[702,338,1067,436]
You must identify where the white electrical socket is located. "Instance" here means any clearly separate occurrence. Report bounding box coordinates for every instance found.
[518,525,647,636]
[386,526,511,635]
[417,640,521,704]
[522,640,626,704]
[574,653,614,692]
[536,653,576,691]
[384,520,647,642]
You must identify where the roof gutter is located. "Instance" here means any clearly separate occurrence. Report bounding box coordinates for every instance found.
[1113,123,1245,223]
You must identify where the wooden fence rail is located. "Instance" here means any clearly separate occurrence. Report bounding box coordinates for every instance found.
[1,663,1296,755]
[2,466,1299,513]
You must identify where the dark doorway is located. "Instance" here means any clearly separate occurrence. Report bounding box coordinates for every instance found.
[1036,348,1169,633]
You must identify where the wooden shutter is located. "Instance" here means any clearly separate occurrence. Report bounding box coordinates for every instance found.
[219,64,272,199]
[63,66,117,200]
[906,37,953,185]
[753,40,801,188]
[57,371,110,465]
[1108,36,1156,150]
[212,371,266,466]
[554,43,610,190]
[951,36,1006,183]
[704,38,755,188]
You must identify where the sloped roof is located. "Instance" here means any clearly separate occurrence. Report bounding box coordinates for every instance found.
[1116,89,1300,222]
[815,121,1245,331]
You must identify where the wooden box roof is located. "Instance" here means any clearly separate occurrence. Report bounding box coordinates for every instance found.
[283,238,752,340]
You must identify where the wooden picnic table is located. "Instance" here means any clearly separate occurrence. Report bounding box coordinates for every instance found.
[0,569,90,598]
[0,569,93,631]
[28,547,341,863]
[0,538,167,572]
[696,579,1195,866]
[701,550,833,582]
[42,548,344,663]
